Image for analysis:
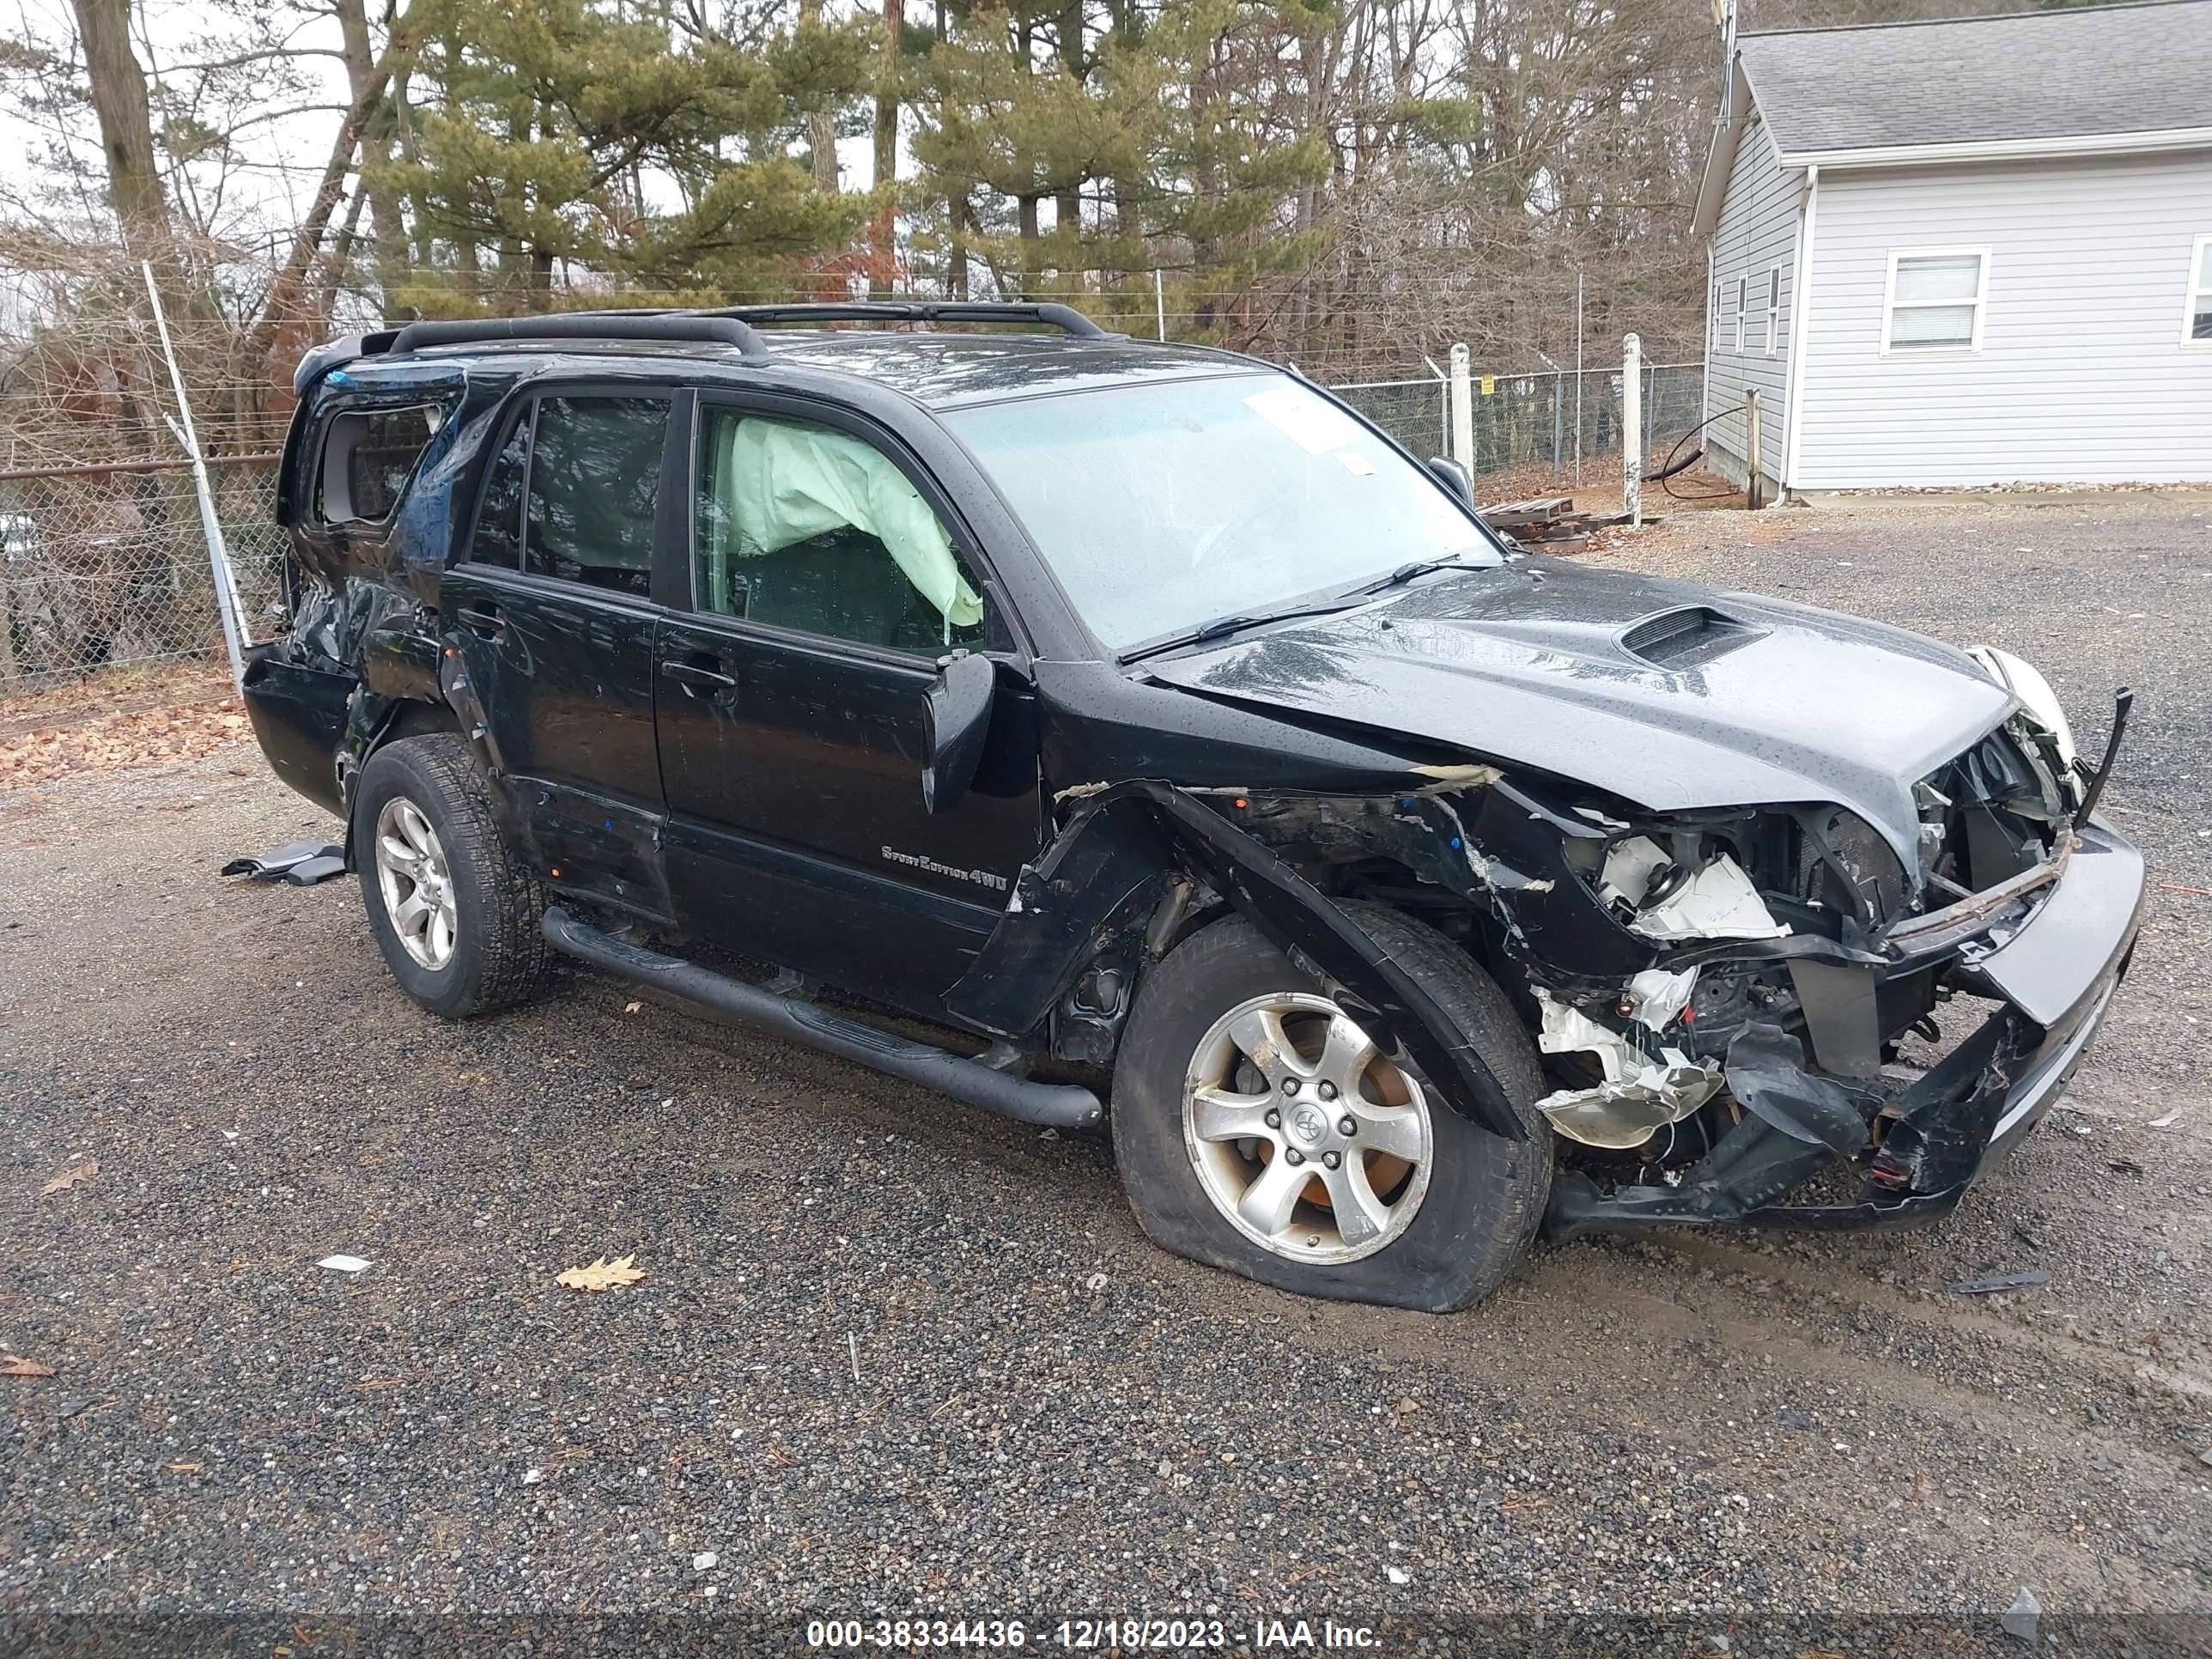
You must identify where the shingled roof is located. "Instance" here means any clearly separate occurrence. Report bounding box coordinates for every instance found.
[1738,1,2212,161]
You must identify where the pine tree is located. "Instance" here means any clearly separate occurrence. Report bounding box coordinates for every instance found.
[905,0,1333,334]
[374,0,878,312]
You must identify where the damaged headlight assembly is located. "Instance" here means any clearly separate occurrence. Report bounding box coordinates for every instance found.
[1969,646,2079,795]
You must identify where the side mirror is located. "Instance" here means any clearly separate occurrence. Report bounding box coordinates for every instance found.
[1426,455,1474,506]
[921,651,995,814]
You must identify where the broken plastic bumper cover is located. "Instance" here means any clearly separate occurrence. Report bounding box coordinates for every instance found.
[1544,818,2144,1237]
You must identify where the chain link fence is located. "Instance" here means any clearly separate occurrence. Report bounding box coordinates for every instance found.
[1332,362,1705,495]
[0,454,283,690]
[0,329,1706,697]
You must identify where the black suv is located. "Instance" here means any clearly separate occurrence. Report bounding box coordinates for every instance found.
[244,301,2143,1312]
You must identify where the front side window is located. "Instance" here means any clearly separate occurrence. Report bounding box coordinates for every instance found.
[2186,234,2212,343]
[525,396,670,595]
[470,414,529,569]
[946,373,1501,656]
[1885,250,1988,352]
[693,407,985,654]
[1765,266,1783,357]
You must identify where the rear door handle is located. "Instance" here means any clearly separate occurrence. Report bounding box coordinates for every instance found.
[662,656,737,692]
[456,603,505,638]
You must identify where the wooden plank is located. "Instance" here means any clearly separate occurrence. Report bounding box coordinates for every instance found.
[1480,495,1572,527]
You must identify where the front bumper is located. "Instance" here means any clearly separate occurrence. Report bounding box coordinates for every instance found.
[1545,817,2145,1238]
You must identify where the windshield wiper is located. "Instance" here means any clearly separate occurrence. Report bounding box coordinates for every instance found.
[1120,599,1364,664]
[1354,553,1482,594]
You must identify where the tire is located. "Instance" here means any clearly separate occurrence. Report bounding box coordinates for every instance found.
[1110,905,1552,1312]
[354,733,550,1019]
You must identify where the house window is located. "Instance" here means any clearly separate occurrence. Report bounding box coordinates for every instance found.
[1765,266,1782,357]
[2186,234,2212,343]
[1731,276,1745,353]
[1883,249,1989,352]
[1711,277,1723,349]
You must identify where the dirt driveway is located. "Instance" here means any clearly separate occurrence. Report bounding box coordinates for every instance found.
[3,496,2208,1649]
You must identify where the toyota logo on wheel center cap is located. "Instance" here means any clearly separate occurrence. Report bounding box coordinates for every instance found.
[1287,1103,1328,1145]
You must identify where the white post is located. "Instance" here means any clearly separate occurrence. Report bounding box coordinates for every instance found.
[1448,343,1474,473]
[1153,270,1166,342]
[1622,331,1643,527]
[143,261,248,688]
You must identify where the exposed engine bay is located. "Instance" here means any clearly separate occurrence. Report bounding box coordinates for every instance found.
[955,648,2141,1238]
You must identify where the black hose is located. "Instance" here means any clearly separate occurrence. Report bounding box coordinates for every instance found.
[1644,408,1743,502]
[1643,446,1705,484]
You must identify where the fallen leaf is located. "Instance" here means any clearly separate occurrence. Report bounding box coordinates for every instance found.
[2147,1109,2181,1128]
[2,1354,57,1377]
[624,1000,642,1014]
[317,1254,371,1274]
[168,1461,205,1474]
[40,1158,98,1195]
[556,1254,647,1293]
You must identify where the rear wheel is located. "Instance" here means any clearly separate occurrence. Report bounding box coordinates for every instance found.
[1111,905,1552,1312]
[355,734,550,1018]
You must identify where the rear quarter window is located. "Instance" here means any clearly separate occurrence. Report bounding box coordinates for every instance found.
[316,404,442,524]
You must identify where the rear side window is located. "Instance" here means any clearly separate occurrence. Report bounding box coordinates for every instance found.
[317,404,441,523]
[525,396,668,596]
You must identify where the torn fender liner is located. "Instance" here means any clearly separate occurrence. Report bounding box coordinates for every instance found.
[946,781,1528,1142]
[1723,1023,1867,1161]
[941,797,1176,1040]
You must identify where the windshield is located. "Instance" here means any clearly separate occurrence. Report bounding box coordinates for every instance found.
[945,373,1503,654]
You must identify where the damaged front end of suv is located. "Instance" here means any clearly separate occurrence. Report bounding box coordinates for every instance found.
[952,645,2142,1243]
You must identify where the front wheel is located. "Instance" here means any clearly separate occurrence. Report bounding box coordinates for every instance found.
[354,733,550,1019]
[1110,906,1552,1312]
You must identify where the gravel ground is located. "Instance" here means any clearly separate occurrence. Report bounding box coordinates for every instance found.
[2,497,2209,1650]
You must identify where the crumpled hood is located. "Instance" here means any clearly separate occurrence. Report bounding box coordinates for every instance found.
[1141,556,2015,859]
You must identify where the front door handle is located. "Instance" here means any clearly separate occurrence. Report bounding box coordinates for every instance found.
[455,603,505,639]
[662,657,737,693]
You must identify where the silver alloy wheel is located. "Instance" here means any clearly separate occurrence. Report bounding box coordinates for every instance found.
[374,795,459,971]
[1182,991,1435,1264]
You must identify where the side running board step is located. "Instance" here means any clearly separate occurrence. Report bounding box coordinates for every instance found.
[540,907,1104,1129]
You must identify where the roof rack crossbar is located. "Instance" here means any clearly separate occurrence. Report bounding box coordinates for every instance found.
[386,313,771,359]
[703,301,1114,338]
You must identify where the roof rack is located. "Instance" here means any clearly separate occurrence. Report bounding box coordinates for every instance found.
[386,312,771,359]
[702,301,1117,339]
[294,300,1123,392]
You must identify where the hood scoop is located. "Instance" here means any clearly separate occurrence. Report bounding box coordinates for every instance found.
[1620,605,1762,668]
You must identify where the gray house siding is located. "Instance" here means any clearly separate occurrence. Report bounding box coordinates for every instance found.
[1703,112,1798,489]
[1795,150,2212,488]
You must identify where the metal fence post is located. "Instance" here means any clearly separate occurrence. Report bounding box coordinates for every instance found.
[1552,370,1565,489]
[142,263,248,688]
[1622,332,1643,528]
